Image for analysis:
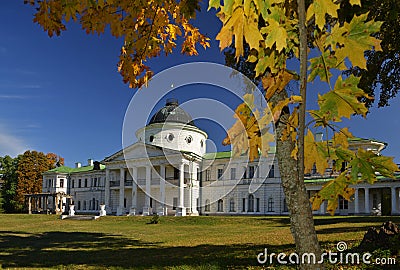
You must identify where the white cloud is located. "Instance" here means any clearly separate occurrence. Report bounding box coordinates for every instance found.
[0,95,29,99]
[0,84,41,90]
[0,130,29,157]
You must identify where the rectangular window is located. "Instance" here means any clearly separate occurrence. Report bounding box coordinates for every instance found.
[217,168,223,180]
[124,198,127,208]
[242,198,246,212]
[283,199,288,212]
[256,198,260,212]
[83,201,86,210]
[206,169,211,181]
[173,197,178,210]
[78,179,81,188]
[229,199,235,212]
[248,166,255,178]
[230,168,236,180]
[268,165,275,178]
[60,179,64,188]
[48,179,51,188]
[94,178,97,187]
[174,168,179,179]
[267,198,274,212]
[77,201,81,210]
[84,179,88,188]
[72,180,75,188]
[217,199,223,212]
[339,196,348,210]
[372,193,378,209]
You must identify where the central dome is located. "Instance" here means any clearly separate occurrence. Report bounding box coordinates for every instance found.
[148,98,195,126]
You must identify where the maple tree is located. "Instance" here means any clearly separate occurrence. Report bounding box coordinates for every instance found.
[209,0,398,268]
[1,151,63,212]
[25,0,209,88]
[339,0,400,108]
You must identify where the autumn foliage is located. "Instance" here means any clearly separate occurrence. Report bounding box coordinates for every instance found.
[208,0,398,215]
[1,151,63,212]
[25,0,209,88]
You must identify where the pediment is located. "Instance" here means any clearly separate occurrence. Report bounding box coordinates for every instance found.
[103,142,180,162]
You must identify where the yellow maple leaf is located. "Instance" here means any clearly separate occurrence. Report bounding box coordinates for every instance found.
[332,127,353,148]
[304,129,329,174]
[224,93,275,161]
[306,0,339,30]
[216,7,245,58]
[261,19,288,52]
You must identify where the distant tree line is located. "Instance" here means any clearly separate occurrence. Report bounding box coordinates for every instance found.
[0,151,63,213]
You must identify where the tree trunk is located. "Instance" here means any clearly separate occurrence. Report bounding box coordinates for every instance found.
[270,89,323,269]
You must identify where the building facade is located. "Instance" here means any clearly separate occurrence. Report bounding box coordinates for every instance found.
[41,99,400,216]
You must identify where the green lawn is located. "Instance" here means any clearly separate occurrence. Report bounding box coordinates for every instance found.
[0,214,398,269]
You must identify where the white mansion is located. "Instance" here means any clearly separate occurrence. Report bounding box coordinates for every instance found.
[39,99,400,216]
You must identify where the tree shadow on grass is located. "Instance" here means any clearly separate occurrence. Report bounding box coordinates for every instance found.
[316,225,378,235]
[0,231,295,269]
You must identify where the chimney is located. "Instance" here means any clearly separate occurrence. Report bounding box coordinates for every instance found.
[75,162,81,168]
[315,132,324,142]
[88,159,94,166]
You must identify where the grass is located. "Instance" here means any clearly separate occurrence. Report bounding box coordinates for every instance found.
[0,214,399,269]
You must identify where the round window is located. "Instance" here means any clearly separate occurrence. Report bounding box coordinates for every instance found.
[167,133,175,142]
[185,136,193,144]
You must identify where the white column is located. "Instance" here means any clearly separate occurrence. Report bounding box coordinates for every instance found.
[391,187,397,215]
[191,163,199,215]
[105,169,110,213]
[354,188,359,214]
[158,164,167,216]
[176,163,186,216]
[129,166,137,215]
[117,168,125,216]
[188,163,192,215]
[364,188,370,214]
[143,166,151,215]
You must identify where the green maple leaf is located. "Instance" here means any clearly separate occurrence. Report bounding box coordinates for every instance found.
[350,148,399,183]
[329,13,383,69]
[310,172,355,215]
[308,51,341,82]
[312,75,371,122]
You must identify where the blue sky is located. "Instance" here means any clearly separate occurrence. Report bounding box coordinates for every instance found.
[1,1,399,166]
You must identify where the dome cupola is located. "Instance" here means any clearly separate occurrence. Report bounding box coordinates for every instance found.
[136,98,208,156]
[148,98,195,126]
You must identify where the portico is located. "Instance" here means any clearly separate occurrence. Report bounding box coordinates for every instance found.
[103,144,201,216]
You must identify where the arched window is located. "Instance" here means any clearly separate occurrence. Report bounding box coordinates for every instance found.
[268,197,274,212]
[248,194,254,212]
[229,198,235,212]
[205,199,210,212]
[217,199,223,212]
